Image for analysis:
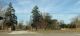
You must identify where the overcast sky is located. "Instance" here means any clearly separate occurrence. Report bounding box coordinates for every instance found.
[0,0,80,24]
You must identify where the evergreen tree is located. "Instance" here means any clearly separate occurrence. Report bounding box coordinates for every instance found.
[4,2,17,30]
[31,6,43,30]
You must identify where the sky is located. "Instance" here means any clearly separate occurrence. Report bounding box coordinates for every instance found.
[0,0,80,24]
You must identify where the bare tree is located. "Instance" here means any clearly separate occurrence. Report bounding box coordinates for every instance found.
[71,16,80,28]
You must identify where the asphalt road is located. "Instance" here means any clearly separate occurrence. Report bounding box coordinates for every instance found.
[0,31,80,36]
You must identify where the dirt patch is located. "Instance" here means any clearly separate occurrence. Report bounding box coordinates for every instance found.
[8,31,39,34]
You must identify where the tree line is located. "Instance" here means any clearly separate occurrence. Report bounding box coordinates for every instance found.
[0,2,80,31]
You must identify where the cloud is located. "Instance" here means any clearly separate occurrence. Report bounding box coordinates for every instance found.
[13,0,80,23]
[1,0,80,24]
